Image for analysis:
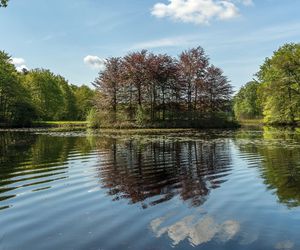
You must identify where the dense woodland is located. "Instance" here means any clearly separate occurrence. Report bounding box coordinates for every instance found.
[92,47,234,128]
[234,43,300,125]
[0,51,95,127]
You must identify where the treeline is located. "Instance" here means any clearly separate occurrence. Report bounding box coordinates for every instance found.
[234,43,300,125]
[0,51,95,127]
[92,47,234,128]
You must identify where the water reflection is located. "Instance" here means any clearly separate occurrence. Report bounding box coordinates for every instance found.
[1,130,300,249]
[151,213,240,246]
[0,132,95,209]
[235,126,300,208]
[97,138,233,208]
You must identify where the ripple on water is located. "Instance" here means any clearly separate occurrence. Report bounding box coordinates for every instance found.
[1,130,300,249]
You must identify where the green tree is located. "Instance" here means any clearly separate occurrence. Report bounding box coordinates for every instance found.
[0,51,35,126]
[72,85,95,120]
[0,0,8,7]
[257,43,300,124]
[234,81,262,119]
[23,69,65,120]
[56,76,77,120]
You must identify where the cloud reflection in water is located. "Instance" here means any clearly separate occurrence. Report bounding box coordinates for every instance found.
[150,213,240,246]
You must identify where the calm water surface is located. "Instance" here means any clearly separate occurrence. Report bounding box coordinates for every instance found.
[1,127,300,250]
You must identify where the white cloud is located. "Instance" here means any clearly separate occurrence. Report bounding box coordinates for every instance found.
[151,0,253,25]
[131,36,192,50]
[16,65,29,72]
[237,0,253,6]
[83,55,106,70]
[11,57,26,65]
[11,57,29,72]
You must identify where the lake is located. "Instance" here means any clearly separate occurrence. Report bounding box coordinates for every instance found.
[1,127,300,250]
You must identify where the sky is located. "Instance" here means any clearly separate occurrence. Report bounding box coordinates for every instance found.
[1,0,300,91]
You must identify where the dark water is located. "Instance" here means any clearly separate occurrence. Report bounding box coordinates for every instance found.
[1,127,300,250]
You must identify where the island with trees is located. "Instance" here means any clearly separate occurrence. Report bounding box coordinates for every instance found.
[91,47,235,128]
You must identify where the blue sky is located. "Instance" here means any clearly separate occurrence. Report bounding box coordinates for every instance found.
[1,0,300,90]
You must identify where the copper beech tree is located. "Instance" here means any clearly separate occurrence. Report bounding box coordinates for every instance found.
[93,46,233,127]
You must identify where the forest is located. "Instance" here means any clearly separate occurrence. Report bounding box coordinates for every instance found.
[91,47,234,128]
[2,42,300,128]
[0,51,95,127]
[234,43,300,125]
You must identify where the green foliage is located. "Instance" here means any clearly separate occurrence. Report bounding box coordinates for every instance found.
[23,69,65,120]
[0,0,8,7]
[257,43,300,124]
[0,50,95,127]
[234,81,262,119]
[0,51,36,126]
[57,76,78,120]
[234,43,300,125]
[135,105,149,126]
[71,85,95,120]
[87,108,102,128]
[22,69,86,121]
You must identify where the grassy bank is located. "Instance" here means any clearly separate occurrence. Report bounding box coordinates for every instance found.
[238,119,300,127]
[1,119,239,131]
[32,121,88,130]
[238,119,264,126]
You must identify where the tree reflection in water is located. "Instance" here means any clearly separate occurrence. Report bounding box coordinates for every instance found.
[97,138,233,208]
[235,126,300,208]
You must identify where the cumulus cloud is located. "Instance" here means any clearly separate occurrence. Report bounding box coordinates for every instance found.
[151,0,253,25]
[11,57,26,65]
[83,55,106,70]
[238,0,253,6]
[11,57,29,72]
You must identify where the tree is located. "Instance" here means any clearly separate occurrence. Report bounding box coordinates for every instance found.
[92,47,234,128]
[123,50,149,110]
[93,57,123,122]
[179,47,209,119]
[0,49,95,125]
[147,53,179,121]
[72,85,95,120]
[0,51,35,126]
[257,43,300,124]
[23,69,65,120]
[0,0,8,7]
[56,76,78,120]
[204,66,233,114]
[234,81,262,119]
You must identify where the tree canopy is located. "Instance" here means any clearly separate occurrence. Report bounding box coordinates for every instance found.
[0,0,8,7]
[234,43,300,125]
[0,51,95,127]
[233,81,262,119]
[92,46,234,128]
[0,51,35,126]
[257,43,300,124]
